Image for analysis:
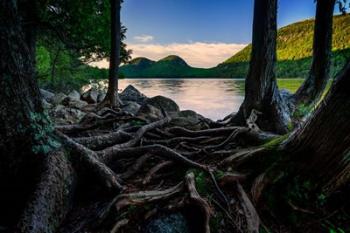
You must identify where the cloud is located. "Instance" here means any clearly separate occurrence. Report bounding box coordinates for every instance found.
[89,42,247,68]
[133,34,154,43]
[128,42,247,68]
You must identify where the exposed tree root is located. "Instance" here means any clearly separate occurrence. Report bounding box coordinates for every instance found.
[143,161,174,185]
[185,172,212,233]
[56,131,124,192]
[74,130,132,150]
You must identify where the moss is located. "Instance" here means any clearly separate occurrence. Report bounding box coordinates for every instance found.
[263,134,289,151]
[29,111,61,154]
[293,103,314,119]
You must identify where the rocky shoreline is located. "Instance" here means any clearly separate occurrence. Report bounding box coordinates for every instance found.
[41,84,214,130]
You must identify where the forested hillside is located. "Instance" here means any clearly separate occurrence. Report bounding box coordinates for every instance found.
[217,14,350,78]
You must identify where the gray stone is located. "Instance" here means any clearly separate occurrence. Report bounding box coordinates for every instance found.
[49,105,85,124]
[120,85,147,104]
[170,110,211,130]
[137,104,164,120]
[68,90,81,100]
[144,96,180,114]
[51,93,68,106]
[97,91,106,103]
[42,99,52,109]
[62,97,88,109]
[122,101,141,115]
[40,89,55,103]
[145,213,189,233]
[81,88,99,104]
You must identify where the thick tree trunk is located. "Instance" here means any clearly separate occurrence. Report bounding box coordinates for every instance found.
[0,1,75,231]
[231,0,290,134]
[103,0,121,108]
[282,61,350,196]
[294,0,336,106]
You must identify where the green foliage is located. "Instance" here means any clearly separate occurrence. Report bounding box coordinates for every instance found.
[293,103,314,119]
[210,211,224,233]
[36,39,109,92]
[28,111,61,154]
[120,56,215,78]
[187,169,210,196]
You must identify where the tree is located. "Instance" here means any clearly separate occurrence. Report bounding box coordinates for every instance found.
[294,0,336,106]
[0,0,75,231]
[336,0,348,15]
[231,0,290,134]
[100,0,122,108]
[249,61,350,224]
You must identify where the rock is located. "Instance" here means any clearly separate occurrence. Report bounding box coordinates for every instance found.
[81,88,99,104]
[137,104,164,120]
[40,89,55,103]
[120,85,147,104]
[144,96,180,115]
[169,110,211,130]
[68,90,81,101]
[51,93,68,106]
[122,101,141,115]
[145,213,189,233]
[177,110,199,118]
[97,91,106,103]
[62,97,88,109]
[42,99,52,109]
[49,105,85,124]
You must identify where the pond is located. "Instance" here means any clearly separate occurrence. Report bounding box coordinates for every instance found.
[119,78,304,120]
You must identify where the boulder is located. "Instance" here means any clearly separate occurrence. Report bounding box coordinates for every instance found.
[42,99,52,109]
[40,89,55,103]
[169,110,211,130]
[68,90,81,101]
[81,88,99,104]
[144,96,180,115]
[97,91,106,103]
[122,101,141,115]
[120,85,147,104]
[51,93,68,106]
[62,97,88,110]
[145,213,189,233]
[49,105,85,124]
[137,104,164,120]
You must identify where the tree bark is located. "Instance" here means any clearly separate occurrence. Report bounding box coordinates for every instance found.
[282,61,350,196]
[294,0,336,106]
[231,0,290,134]
[0,1,75,231]
[103,0,122,108]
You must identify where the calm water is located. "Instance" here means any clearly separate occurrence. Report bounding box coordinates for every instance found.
[119,79,303,120]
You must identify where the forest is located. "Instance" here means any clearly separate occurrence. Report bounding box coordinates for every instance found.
[0,0,350,233]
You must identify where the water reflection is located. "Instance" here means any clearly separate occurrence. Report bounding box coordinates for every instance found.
[119,79,303,120]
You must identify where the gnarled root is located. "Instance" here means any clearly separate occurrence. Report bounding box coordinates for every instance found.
[56,131,123,192]
[185,172,212,233]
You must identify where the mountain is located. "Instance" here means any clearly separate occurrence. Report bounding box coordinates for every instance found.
[120,15,350,79]
[216,14,350,78]
[120,55,213,78]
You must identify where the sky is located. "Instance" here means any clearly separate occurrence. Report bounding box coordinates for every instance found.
[94,0,329,68]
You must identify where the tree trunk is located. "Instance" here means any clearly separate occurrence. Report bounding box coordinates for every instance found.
[0,1,75,231]
[294,0,336,106]
[103,0,121,108]
[231,0,290,134]
[282,61,350,196]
